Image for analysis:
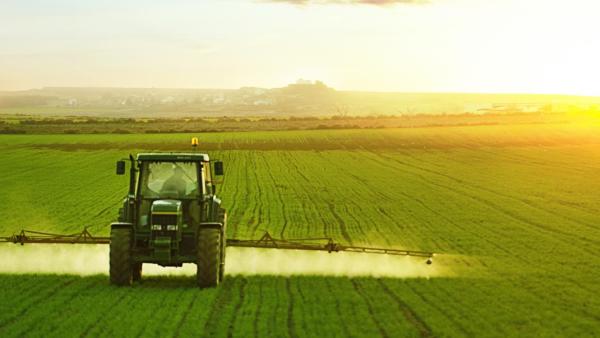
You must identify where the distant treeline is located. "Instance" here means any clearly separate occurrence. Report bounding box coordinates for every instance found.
[3,86,600,118]
[0,95,53,108]
[1,112,591,135]
[14,114,405,125]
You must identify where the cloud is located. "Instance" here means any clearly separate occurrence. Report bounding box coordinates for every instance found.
[262,0,428,6]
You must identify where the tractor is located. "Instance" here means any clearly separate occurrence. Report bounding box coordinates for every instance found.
[111,151,227,287]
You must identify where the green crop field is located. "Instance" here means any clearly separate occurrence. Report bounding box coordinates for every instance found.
[1,124,600,337]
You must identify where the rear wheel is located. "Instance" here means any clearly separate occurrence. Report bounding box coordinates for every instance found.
[110,228,133,286]
[196,228,221,288]
[132,263,142,282]
[218,210,227,283]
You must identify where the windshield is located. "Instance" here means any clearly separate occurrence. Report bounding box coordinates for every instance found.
[139,161,200,199]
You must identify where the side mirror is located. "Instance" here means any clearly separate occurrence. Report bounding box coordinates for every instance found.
[116,161,126,175]
[214,161,224,176]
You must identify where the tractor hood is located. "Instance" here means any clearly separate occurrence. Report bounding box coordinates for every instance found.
[150,199,183,230]
[151,199,182,215]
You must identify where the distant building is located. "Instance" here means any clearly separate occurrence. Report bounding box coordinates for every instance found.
[463,103,492,114]
[296,79,313,85]
[253,98,274,106]
[161,96,175,104]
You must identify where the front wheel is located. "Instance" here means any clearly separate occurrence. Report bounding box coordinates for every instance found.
[109,228,133,286]
[196,228,221,288]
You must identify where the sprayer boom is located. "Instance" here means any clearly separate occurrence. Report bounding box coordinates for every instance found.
[1,228,434,263]
[0,228,110,245]
[227,232,434,260]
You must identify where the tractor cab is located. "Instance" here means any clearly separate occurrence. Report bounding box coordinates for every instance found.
[116,153,224,229]
[134,154,211,230]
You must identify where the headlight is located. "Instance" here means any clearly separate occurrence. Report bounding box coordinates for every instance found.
[151,224,162,231]
[166,225,178,231]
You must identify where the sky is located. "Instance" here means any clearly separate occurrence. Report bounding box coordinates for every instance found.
[1,0,599,95]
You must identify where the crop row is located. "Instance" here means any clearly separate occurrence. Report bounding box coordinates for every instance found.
[0,274,598,337]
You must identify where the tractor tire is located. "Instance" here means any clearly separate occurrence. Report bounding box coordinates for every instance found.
[218,210,227,283]
[132,263,143,282]
[219,239,225,283]
[110,228,133,286]
[196,228,221,288]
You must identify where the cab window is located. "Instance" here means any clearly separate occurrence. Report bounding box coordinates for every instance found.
[139,162,200,199]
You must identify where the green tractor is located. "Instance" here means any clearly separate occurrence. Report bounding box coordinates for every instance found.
[111,151,227,288]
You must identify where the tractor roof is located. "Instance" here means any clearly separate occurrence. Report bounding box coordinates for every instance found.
[136,153,210,162]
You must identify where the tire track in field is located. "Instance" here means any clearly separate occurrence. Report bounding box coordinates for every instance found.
[325,279,352,338]
[362,151,586,273]
[317,153,382,244]
[253,153,266,237]
[252,153,272,236]
[400,151,600,236]
[20,278,100,336]
[319,213,332,242]
[204,279,236,336]
[377,280,433,338]
[270,279,282,335]
[503,276,600,321]
[393,151,600,231]
[402,194,529,263]
[246,154,261,237]
[377,279,433,337]
[94,204,114,218]
[283,152,311,184]
[474,147,598,177]
[340,158,397,245]
[173,292,200,338]
[6,278,97,335]
[367,151,600,255]
[350,279,389,338]
[225,152,242,239]
[341,203,369,242]
[253,279,264,338]
[285,278,297,338]
[293,152,352,240]
[0,277,58,312]
[78,289,133,338]
[260,157,288,239]
[326,202,353,245]
[321,151,424,247]
[224,157,238,238]
[44,153,121,232]
[425,175,600,251]
[329,164,382,243]
[419,278,534,332]
[376,202,441,250]
[420,275,594,333]
[380,171,546,261]
[0,277,77,330]
[401,281,471,336]
[241,153,255,238]
[133,288,188,338]
[293,280,311,337]
[328,154,453,250]
[250,153,265,236]
[280,152,321,239]
[227,277,248,338]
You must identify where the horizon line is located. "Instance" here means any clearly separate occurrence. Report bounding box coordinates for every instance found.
[2,85,600,99]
